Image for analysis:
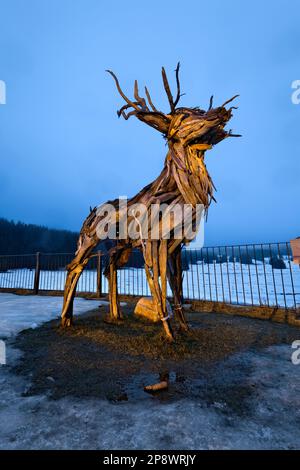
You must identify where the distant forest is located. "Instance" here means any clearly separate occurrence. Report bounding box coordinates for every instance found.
[0,218,79,255]
[0,218,289,270]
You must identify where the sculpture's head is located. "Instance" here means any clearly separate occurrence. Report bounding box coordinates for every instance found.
[107,63,240,159]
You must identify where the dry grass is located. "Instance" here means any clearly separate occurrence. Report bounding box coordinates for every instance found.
[13,302,299,408]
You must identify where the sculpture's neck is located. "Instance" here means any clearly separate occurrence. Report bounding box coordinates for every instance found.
[167,141,215,209]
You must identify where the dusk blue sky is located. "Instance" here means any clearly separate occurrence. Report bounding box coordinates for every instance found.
[0,0,299,245]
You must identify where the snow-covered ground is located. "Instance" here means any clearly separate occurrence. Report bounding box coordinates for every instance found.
[0,294,105,338]
[1,260,299,308]
[0,293,300,449]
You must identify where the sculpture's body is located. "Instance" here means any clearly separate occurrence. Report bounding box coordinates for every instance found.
[61,64,239,341]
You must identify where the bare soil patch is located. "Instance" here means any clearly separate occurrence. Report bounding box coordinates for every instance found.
[13,301,298,415]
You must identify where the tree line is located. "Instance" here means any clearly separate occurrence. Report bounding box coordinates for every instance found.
[0,218,79,255]
[0,218,288,269]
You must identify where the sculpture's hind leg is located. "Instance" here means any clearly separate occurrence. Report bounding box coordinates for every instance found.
[167,246,189,332]
[61,236,98,327]
[107,261,123,321]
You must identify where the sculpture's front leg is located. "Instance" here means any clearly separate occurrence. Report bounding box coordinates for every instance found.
[144,240,174,342]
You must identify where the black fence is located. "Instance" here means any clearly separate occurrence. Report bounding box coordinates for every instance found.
[0,242,299,310]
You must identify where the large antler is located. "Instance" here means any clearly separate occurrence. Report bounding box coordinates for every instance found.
[106,69,172,134]
[106,70,159,118]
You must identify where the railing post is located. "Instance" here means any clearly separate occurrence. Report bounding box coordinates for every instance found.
[34,252,41,294]
[96,251,102,297]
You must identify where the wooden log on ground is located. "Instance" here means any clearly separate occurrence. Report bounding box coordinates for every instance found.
[134,297,160,323]
[144,381,168,393]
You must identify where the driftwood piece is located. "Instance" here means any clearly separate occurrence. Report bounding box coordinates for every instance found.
[61,64,239,342]
[144,381,168,393]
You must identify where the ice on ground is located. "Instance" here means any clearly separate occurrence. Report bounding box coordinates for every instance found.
[0,293,106,338]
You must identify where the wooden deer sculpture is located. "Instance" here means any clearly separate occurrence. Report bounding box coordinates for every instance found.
[61,64,239,341]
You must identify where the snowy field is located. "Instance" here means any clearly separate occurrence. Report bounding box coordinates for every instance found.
[0,293,300,449]
[0,259,299,308]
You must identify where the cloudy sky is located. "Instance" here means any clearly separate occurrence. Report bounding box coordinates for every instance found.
[0,0,299,245]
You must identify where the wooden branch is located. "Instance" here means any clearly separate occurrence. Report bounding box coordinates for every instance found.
[173,62,181,108]
[134,80,148,110]
[117,102,140,117]
[159,240,168,313]
[161,66,175,112]
[145,86,158,112]
[222,94,239,107]
[106,70,140,111]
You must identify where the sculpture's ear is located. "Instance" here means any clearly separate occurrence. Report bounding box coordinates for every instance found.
[136,111,171,134]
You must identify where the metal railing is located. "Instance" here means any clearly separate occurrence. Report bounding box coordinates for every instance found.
[0,242,299,310]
